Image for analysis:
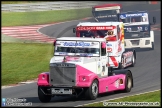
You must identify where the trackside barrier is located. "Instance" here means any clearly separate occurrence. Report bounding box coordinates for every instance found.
[1,1,146,12]
[149,1,158,4]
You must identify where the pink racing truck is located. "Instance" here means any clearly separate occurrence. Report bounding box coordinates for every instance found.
[37,37,133,102]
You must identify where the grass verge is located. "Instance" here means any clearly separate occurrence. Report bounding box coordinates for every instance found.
[2,2,92,85]
[83,90,161,107]
[2,43,53,85]
[2,8,92,27]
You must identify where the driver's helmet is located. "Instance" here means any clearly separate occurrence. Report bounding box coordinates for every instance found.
[132,18,135,22]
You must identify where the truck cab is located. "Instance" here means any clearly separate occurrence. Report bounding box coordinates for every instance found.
[119,11,156,50]
[92,4,122,22]
[73,22,136,69]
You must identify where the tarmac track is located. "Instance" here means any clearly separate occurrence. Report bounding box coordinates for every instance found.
[2,1,161,107]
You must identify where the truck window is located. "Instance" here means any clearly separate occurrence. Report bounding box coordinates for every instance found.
[131,16,142,22]
[79,30,95,37]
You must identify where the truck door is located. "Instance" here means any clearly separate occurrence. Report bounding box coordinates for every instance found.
[100,42,108,77]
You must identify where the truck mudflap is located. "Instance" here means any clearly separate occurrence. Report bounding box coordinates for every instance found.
[122,49,136,68]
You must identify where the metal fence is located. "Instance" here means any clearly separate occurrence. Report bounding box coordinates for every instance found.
[1,1,112,12]
[1,1,144,12]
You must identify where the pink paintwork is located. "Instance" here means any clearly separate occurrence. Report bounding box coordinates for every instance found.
[37,72,50,86]
[76,64,99,87]
[98,75,126,93]
[37,65,126,94]
[102,42,106,48]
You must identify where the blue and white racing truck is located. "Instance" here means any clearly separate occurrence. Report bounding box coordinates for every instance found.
[119,11,156,50]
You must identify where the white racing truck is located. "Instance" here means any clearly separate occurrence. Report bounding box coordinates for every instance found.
[37,37,134,102]
[119,11,156,50]
[73,22,136,69]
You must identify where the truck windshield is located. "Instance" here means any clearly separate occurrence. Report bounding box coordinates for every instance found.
[54,41,100,57]
[93,10,119,22]
[77,30,117,41]
[120,16,143,23]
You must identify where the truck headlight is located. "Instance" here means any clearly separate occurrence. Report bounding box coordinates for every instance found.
[145,40,150,45]
[79,76,89,82]
[42,75,45,80]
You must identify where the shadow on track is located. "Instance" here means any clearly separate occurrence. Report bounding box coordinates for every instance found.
[22,91,125,103]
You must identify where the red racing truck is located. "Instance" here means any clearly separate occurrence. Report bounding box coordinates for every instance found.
[92,4,122,22]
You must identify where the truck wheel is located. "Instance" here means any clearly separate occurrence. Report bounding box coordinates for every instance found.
[123,71,133,92]
[130,53,135,67]
[151,42,154,50]
[85,80,98,100]
[118,55,124,69]
[38,86,51,103]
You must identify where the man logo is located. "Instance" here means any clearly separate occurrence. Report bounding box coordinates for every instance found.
[120,15,125,19]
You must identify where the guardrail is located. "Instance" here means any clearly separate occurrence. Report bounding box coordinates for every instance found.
[1,1,112,12]
[1,1,149,12]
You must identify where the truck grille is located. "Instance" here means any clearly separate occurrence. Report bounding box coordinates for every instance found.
[131,27,138,31]
[49,63,76,86]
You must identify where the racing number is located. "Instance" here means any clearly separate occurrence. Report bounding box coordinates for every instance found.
[107,48,112,52]
[108,31,113,35]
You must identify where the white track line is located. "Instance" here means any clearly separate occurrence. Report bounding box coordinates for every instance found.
[75,89,161,107]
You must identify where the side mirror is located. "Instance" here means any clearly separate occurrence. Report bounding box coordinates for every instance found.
[53,40,56,46]
[153,16,156,24]
[73,28,76,33]
[101,42,106,48]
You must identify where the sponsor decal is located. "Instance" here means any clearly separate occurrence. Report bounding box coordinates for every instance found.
[77,26,115,30]
[107,43,112,46]
[126,13,143,17]
[115,80,119,88]
[64,42,90,47]
[120,15,125,19]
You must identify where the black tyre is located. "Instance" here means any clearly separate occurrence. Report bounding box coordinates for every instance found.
[130,52,136,67]
[151,42,154,50]
[123,71,133,92]
[118,54,125,69]
[85,80,98,100]
[38,86,51,103]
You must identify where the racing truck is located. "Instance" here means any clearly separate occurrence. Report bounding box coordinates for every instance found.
[73,22,136,69]
[37,37,134,102]
[119,11,156,50]
[92,3,122,22]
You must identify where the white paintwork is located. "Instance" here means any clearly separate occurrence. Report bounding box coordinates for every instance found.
[56,37,106,42]
[77,22,124,27]
[95,6,121,11]
[124,22,149,26]
[124,31,154,49]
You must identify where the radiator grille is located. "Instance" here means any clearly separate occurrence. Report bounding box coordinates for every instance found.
[49,63,76,86]
[131,27,138,31]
